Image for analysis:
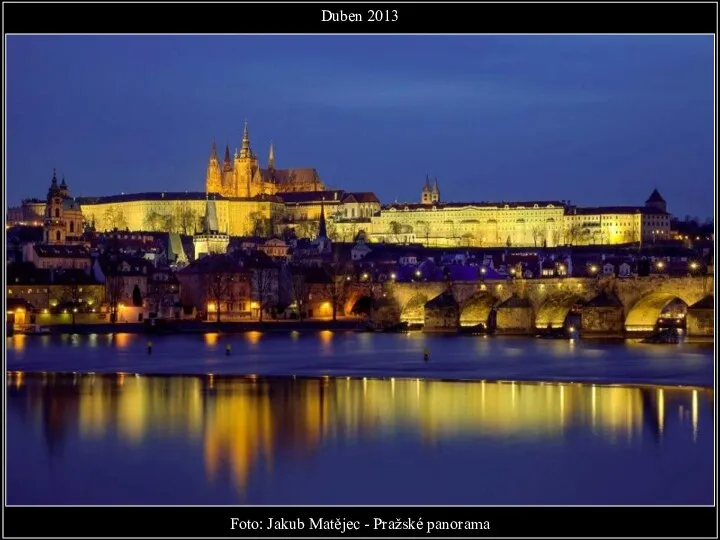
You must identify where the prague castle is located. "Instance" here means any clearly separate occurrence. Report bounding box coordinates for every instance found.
[12,123,672,248]
[206,123,324,198]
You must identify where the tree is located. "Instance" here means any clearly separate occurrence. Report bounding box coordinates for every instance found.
[551,228,563,247]
[252,267,276,322]
[147,277,171,318]
[104,207,128,231]
[249,212,269,237]
[388,221,403,243]
[132,284,143,307]
[289,266,309,320]
[325,252,350,321]
[59,278,82,325]
[531,225,545,247]
[295,221,318,239]
[566,224,584,245]
[506,235,512,247]
[416,221,431,245]
[204,271,231,323]
[173,202,197,235]
[105,273,125,323]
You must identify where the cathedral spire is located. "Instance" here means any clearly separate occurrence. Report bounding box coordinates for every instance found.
[268,142,275,169]
[240,121,251,158]
[60,174,67,188]
[51,168,58,188]
[224,143,231,163]
[210,138,218,159]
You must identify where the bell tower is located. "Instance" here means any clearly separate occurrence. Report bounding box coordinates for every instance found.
[44,169,66,244]
[205,139,222,195]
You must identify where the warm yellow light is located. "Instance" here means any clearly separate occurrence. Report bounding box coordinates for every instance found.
[250,302,259,309]
[362,273,369,280]
[656,261,664,269]
[480,268,486,274]
[690,262,698,270]
[87,299,94,305]
[207,302,217,312]
[415,270,421,276]
[589,265,598,273]
[42,308,49,314]
[73,308,78,313]
[118,303,125,309]
[510,268,516,274]
[390,272,396,279]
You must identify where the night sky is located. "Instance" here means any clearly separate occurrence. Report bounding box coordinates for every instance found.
[6,35,714,219]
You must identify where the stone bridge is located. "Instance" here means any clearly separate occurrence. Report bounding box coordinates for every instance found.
[379,276,714,337]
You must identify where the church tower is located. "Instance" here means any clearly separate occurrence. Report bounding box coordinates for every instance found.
[421,176,433,204]
[43,169,83,245]
[268,142,276,170]
[431,177,440,203]
[205,139,222,195]
[233,122,260,198]
[193,195,229,259]
[314,197,332,254]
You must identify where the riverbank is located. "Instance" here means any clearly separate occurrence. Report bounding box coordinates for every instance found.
[12,319,362,336]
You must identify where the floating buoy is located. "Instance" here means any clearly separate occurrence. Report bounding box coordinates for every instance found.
[147,341,153,355]
[226,343,231,356]
[423,347,430,362]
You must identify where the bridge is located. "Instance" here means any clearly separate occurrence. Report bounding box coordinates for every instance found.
[369,275,714,337]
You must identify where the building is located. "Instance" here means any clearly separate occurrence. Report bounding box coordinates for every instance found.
[206,123,324,198]
[334,181,672,248]
[175,254,253,320]
[193,197,229,259]
[334,179,566,248]
[42,170,85,245]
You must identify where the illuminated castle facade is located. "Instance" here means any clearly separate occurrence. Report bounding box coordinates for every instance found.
[206,123,324,198]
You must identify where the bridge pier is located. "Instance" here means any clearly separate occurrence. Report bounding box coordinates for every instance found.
[686,295,714,341]
[495,295,534,335]
[423,290,459,333]
[581,291,625,338]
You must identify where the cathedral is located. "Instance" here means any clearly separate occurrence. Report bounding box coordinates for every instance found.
[206,123,324,198]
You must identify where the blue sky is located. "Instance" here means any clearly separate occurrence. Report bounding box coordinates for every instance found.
[6,35,715,219]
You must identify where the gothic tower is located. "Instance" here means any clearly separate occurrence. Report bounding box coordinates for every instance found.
[268,142,276,170]
[193,195,229,259]
[421,176,433,204]
[431,177,440,203]
[233,122,260,198]
[205,139,222,195]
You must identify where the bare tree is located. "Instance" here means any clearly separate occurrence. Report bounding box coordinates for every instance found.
[104,207,128,231]
[59,279,82,325]
[105,273,125,323]
[531,225,546,247]
[416,221,431,245]
[289,266,309,320]
[325,253,349,321]
[204,271,231,323]
[551,228,563,247]
[295,221,318,239]
[566,223,585,246]
[173,202,197,235]
[388,221,403,243]
[147,278,170,318]
[252,267,276,322]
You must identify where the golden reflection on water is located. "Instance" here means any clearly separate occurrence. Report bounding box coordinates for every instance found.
[7,374,712,494]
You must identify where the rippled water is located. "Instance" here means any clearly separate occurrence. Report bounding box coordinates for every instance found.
[6,373,714,505]
[5,331,715,386]
[6,333,714,505]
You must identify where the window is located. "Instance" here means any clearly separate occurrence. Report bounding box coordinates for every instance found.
[54,208,60,218]
[56,231,61,242]
[70,221,74,233]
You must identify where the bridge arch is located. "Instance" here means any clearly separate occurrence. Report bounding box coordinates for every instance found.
[459,294,498,328]
[535,295,585,329]
[401,294,430,324]
[625,293,690,332]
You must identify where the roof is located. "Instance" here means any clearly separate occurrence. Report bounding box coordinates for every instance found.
[276,190,345,204]
[567,206,669,216]
[260,167,322,187]
[34,244,91,259]
[7,263,101,286]
[176,253,246,275]
[343,192,381,204]
[646,189,666,203]
[383,200,566,211]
